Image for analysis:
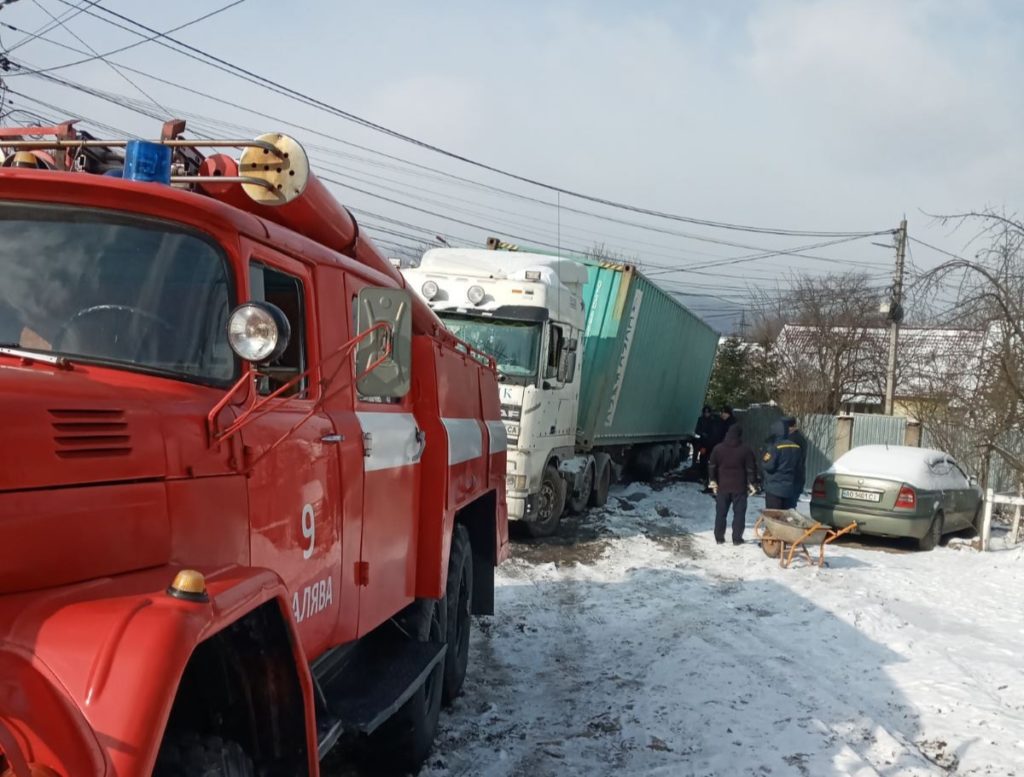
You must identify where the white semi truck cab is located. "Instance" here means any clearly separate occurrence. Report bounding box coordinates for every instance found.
[404,248,610,536]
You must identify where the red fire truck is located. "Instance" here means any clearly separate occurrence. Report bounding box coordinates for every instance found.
[0,120,508,776]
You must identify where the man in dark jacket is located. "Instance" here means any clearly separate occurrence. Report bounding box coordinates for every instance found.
[783,417,808,509]
[708,425,758,545]
[762,419,802,510]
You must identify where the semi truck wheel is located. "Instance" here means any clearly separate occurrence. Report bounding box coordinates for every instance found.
[527,465,566,537]
[567,462,594,514]
[366,597,446,771]
[590,455,612,508]
[443,524,473,705]
[154,733,255,777]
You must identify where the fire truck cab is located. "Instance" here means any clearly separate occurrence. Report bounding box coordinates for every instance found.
[0,122,508,776]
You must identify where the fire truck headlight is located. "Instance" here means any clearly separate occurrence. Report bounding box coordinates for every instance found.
[467,285,486,305]
[227,302,291,363]
[421,280,439,300]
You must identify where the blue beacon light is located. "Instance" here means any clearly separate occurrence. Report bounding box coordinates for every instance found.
[122,140,172,184]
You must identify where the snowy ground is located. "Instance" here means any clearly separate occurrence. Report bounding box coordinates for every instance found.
[422,475,1024,777]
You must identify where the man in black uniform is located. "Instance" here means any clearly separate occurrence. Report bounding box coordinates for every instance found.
[708,425,758,545]
[693,405,717,484]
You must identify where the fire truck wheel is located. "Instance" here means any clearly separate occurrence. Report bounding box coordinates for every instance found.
[443,524,473,705]
[153,733,255,777]
[367,597,446,771]
[526,465,566,538]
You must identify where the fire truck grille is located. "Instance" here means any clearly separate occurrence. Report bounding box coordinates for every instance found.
[50,409,132,458]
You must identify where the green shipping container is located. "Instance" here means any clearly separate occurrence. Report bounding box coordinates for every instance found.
[575,260,719,450]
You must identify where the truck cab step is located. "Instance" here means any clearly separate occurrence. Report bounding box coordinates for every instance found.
[314,637,446,751]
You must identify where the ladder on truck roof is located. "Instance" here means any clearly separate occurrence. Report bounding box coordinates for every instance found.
[0,118,294,198]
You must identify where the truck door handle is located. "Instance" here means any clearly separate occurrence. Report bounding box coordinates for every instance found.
[321,434,344,444]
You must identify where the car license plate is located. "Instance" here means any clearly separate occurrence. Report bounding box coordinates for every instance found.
[841,488,881,503]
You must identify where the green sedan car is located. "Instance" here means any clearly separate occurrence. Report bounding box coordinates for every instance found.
[810,445,982,550]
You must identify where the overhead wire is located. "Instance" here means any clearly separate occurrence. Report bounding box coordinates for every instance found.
[6,0,247,75]
[42,0,890,239]
[26,0,169,116]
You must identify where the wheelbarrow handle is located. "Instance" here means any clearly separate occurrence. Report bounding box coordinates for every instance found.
[825,521,859,544]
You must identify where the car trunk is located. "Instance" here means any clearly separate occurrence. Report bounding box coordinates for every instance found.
[826,473,903,510]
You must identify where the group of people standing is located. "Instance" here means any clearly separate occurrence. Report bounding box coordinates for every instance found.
[693,407,807,545]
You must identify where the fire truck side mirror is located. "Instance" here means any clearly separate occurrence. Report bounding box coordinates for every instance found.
[354,288,412,398]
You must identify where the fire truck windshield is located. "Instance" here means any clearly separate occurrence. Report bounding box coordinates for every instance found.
[0,202,234,384]
[441,314,540,383]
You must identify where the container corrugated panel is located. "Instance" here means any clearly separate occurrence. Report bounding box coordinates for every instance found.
[576,261,719,449]
[851,413,907,448]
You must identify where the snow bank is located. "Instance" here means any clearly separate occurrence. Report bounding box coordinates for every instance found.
[421,478,1024,777]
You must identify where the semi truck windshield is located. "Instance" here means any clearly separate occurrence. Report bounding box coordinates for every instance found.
[0,203,234,383]
[442,315,540,381]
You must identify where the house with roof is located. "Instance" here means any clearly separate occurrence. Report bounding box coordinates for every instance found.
[773,324,988,416]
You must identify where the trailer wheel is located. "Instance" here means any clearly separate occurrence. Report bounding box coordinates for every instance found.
[153,733,255,777]
[366,597,446,771]
[590,456,612,508]
[443,524,473,705]
[567,462,594,514]
[527,465,566,537]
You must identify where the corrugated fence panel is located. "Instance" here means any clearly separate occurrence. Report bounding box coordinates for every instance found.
[799,414,838,492]
[851,413,907,448]
[736,405,782,456]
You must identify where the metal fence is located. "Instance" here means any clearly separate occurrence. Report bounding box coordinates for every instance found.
[798,414,838,492]
[851,413,907,448]
[735,408,910,493]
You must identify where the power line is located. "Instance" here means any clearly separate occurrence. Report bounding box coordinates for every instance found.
[42,0,890,239]
[27,0,168,116]
[8,0,247,75]
[1,0,92,54]
[5,34,892,278]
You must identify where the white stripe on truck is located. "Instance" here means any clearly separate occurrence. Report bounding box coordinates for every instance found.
[356,412,422,472]
[442,418,483,465]
[485,420,507,454]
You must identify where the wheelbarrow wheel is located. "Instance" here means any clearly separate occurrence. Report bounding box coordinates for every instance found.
[761,537,783,558]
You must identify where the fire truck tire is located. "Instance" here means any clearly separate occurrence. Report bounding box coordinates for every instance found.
[153,733,255,777]
[526,465,566,537]
[443,524,473,705]
[366,597,446,772]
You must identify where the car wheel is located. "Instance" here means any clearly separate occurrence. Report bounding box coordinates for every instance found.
[918,511,944,551]
[526,465,565,537]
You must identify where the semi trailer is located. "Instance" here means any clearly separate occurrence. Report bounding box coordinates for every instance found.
[403,242,718,536]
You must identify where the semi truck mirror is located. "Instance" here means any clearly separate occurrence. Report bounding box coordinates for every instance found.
[557,351,576,383]
[355,288,412,398]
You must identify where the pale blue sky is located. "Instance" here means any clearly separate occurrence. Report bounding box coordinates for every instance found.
[2,0,1022,326]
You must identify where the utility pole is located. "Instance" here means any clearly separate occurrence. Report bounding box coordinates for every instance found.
[884,218,908,415]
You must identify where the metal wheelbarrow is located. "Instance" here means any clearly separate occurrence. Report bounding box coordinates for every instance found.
[753,509,857,568]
